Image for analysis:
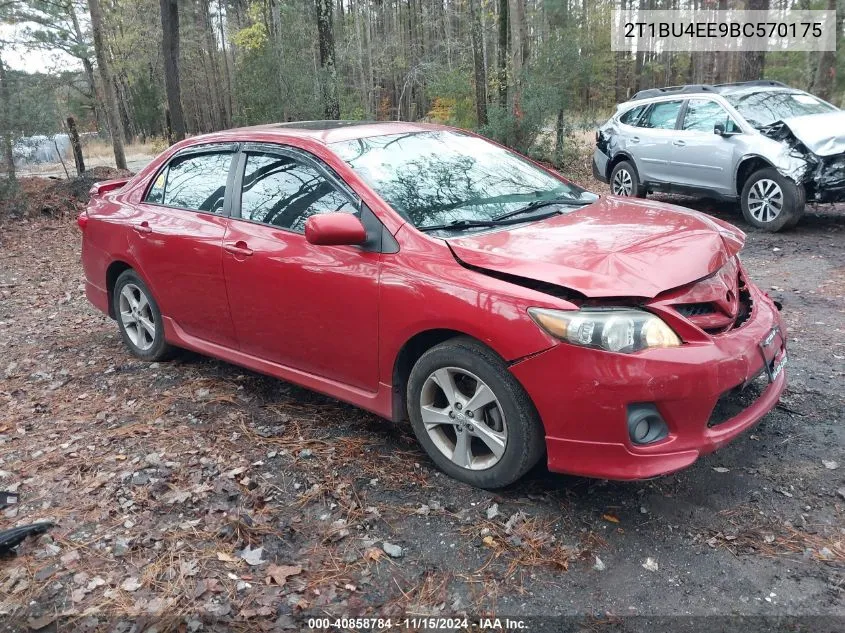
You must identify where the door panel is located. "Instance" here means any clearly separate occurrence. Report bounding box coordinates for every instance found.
[670,99,741,195]
[627,100,684,184]
[222,220,381,391]
[222,149,381,392]
[128,148,238,347]
[129,205,237,347]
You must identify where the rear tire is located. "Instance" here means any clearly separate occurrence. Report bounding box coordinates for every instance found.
[406,337,545,489]
[740,168,804,232]
[609,160,646,198]
[113,269,174,362]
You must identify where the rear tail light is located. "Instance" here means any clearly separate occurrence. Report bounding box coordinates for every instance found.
[77,210,89,230]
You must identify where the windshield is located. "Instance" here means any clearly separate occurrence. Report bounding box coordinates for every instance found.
[725,90,837,128]
[330,130,596,230]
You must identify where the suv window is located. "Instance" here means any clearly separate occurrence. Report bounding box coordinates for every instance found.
[638,100,683,130]
[682,99,740,133]
[619,105,646,126]
[146,151,233,213]
[240,152,357,232]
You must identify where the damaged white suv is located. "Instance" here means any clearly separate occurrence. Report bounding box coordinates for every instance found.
[593,80,844,231]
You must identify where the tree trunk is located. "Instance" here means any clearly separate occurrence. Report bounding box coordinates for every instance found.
[813,0,839,101]
[315,0,340,119]
[508,0,526,112]
[0,52,15,182]
[67,116,86,176]
[87,0,127,169]
[497,0,509,108]
[160,0,187,141]
[470,0,487,125]
[740,0,768,81]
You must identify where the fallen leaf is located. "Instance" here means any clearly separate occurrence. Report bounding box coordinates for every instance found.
[121,577,142,592]
[642,557,658,572]
[482,535,497,547]
[238,545,264,566]
[602,514,620,524]
[713,467,730,473]
[363,547,383,561]
[265,564,302,587]
[216,552,238,563]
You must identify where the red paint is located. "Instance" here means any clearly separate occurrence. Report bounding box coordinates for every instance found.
[80,122,786,480]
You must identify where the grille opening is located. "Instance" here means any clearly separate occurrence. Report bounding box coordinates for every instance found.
[731,273,753,331]
[675,302,716,317]
[708,371,769,427]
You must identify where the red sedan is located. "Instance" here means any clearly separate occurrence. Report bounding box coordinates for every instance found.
[79,121,787,488]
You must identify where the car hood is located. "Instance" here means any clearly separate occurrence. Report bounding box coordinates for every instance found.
[448,197,745,299]
[776,111,845,157]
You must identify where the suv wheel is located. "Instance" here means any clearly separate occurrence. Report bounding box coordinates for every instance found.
[610,161,645,198]
[113,269,174,361]
[406,338,545,489]
[740,168,804,232]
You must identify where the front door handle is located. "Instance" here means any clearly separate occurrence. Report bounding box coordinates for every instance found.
[133,221,152,234]
[673,140,686,146]
[630,136,640,143]
[224,241,254,257]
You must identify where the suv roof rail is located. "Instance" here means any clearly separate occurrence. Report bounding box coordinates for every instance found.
[712,80,789,89]
[628,80,790,102]
[629,84,717,101]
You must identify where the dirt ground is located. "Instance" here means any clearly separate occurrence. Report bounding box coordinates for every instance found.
[0,167,843,632]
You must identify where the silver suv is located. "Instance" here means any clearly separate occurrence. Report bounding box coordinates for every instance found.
[593,80,845,231]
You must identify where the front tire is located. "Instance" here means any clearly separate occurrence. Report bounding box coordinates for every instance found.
[113,269,174,361]
[740,168,804,232]
[610,160,646,198]
[407,338,545,489]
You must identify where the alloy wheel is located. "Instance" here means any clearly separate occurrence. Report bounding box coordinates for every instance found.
[747,178,784,223]
[612,168,633,196]
[118,283,156,351]
[419,367,508,471]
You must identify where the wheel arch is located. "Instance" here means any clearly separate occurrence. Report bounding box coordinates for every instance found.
[735,155,775,197]
[608,152,638,181]
[105,260,134,319]
[391,329,501,423]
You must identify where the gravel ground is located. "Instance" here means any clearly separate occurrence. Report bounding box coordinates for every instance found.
[0,175,843,632]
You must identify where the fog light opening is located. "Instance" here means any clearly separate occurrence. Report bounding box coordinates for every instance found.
[627,404,669,445]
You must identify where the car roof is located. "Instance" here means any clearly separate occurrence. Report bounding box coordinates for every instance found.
[186,120,449,146]
[624,80,797,104]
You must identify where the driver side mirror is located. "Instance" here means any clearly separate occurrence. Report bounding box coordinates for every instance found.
[305,213,367,246]
[714,122,738,137]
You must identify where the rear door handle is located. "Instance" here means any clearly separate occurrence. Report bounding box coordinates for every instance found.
[630,136,640,143]
[673,140,686,146]
[133,221,151,234]
[224,241,254,257]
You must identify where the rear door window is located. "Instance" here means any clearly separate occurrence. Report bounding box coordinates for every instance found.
[638,100,683,130]
[619,105,646,126]
[146,151,233,214]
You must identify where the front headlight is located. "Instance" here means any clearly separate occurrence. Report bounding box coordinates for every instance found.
[528,308,681,353]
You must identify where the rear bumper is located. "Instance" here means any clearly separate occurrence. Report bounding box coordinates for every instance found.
[510,285,787,480]
[592,149,610,183]
[85,280,110,316]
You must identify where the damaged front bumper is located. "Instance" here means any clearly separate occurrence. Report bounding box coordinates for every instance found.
[762,120,845,203]
[509,281,787,480]
[806,153,845,203]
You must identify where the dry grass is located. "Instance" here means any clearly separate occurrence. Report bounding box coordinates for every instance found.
[706,506,845,562]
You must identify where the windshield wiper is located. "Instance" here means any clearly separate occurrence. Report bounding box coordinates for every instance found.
[493,198,590,221]
[419,209,563,233]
